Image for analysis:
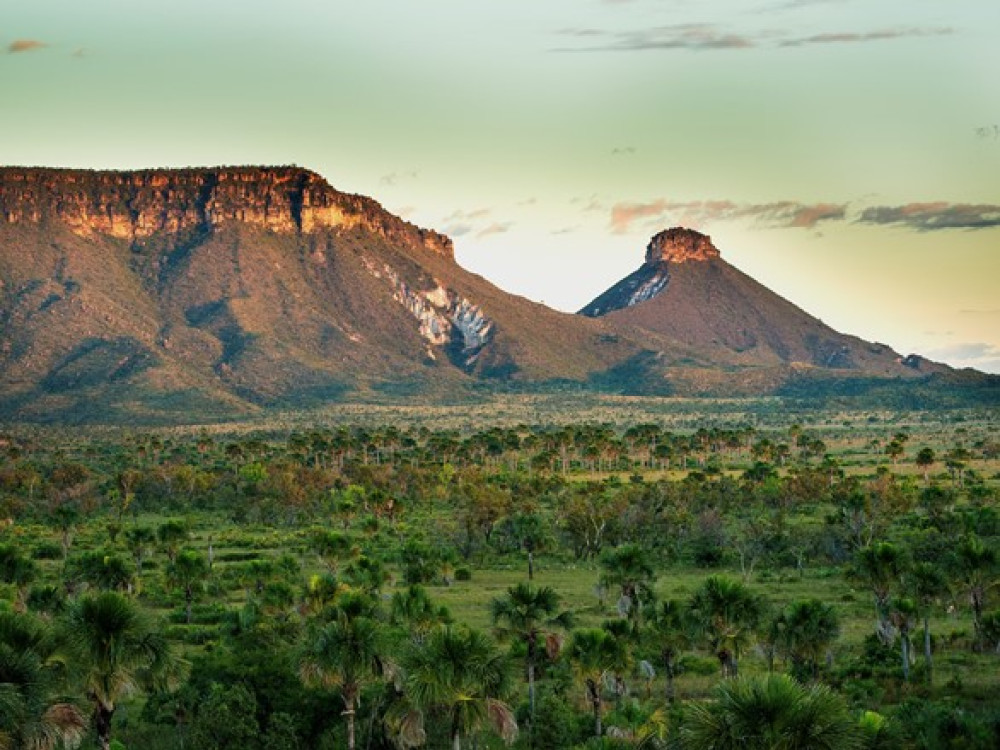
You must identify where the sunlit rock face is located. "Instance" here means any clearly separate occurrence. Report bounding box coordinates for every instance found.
[644,227,720,265]
[0,166,453,258]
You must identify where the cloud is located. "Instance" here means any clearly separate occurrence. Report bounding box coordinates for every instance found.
[780,27,953,47]
[612,146,637,156]
[8,39,46,54]
[445,208,491,221]
[609,199,846,233]
[554,24,952,53]
[554,24,755,52]
[444,223,473,237]
[379,170,419,186]
[476,222,513,239]
[856,203,1000,231]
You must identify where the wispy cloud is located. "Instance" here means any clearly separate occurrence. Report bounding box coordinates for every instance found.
[8,39,46,54]
[445,208,491,221]
[555,24,754,52]
[611,146,637,156]
[856,203,1000,231]
[379,170,419,186]
[609,199,846,233]
[476,222,513,239]
[780,27,953,47]
[553,24,952,53]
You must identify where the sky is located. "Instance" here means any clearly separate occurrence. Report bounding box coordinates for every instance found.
[3,0,999,373]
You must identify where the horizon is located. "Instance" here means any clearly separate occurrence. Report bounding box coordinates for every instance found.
[3,0,998,373]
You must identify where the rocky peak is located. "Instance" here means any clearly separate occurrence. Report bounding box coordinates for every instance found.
[0,166,453,259]
[644,227,720,265]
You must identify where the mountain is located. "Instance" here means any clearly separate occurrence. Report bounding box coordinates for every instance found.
[0,166,646,422]
[577,227,970,396]
[0,168,994,423]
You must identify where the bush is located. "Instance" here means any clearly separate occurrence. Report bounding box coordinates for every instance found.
[454,567,472,581]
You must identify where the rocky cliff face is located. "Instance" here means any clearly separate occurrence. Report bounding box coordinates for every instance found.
[0,166,453,258]
[644,227,720,265]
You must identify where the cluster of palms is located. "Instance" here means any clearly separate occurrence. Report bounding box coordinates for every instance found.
[0,591,180,750]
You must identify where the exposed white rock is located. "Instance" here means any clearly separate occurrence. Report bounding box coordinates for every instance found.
[362,258,494,362]
[626,272,670,307]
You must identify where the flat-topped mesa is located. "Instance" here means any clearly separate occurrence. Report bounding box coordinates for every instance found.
[644,227,720,265]
[0,166,453,259]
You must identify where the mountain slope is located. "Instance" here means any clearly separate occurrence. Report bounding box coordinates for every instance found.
[580,227,949,377]
[0,166,643,421]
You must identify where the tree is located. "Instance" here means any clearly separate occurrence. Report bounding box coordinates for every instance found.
[166,548,209,625]
[299,608,387,750]
[509,513,551,580]
[689,576,765,678]
[644,599,691,703]
[0,611,87,750]
[599,543,655,625]
[682,674,862,750]
[0,544,38,610]
[772,599,840,681]
[952,535,997,652]
[124,526,155,584]
[567,627,624,739]
[63,591,182,750]
[156,520,188,563]
[852,542,908,642]
[915,447,935,484]
[888,597,917,682]
[907,562,947,683]
[490,583,572,721]
[395,625,517,750]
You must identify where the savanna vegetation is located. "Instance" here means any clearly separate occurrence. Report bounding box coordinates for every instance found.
[1,407,998,749]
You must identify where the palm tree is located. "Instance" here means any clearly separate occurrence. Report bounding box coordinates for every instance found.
[390,584,451,641]
[772,599,840,681]
[396,625,517,750]
[600,544,655,625]
[567,627,624,739]
[165,548,209,624]
[689,576,765,679]
[907,562,946,682]
[915,447,935,484]
[490,583,572,721]
[952,535,997,652]
[299,608,387,750]
[888,598,917,682]
[852,542,908,642]
[0,544,37,611]
[124,526,155,588]
[644,599,691,703]
[681,674,863,750]
[63,591,182,750]
[0,611,87,750]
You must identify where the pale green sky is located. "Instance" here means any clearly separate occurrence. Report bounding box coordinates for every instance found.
[3,0,999,372]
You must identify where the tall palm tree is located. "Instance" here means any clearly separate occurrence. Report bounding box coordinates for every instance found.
[907,562,946,682]
[852,542,908,642]
[490,583,573,720]
[772,599,840,681]
[63,591,182,750]
[299,608,387,750]
[396,625,517,750]
[682,674,863,750]
[888,598,917,682]
[644,599,691,703]
[0,611,87,750]
[689,576,765,679]
[567,627,624,739]
[952,535,997,652]
[165,549,209,625]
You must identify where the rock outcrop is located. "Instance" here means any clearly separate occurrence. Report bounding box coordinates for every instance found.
[0,166,453,258]
[644,227,720,265]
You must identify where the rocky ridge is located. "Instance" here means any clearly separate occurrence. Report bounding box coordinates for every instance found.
[0,166,452,258]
